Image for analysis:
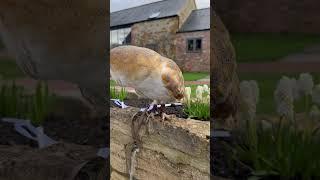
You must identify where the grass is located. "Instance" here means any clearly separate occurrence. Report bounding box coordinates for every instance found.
[0,58,25,79]
[239,73,320,114]
[231,33,320,62]
[182,72,208,81]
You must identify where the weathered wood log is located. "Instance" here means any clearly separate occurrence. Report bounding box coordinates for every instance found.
[0,143,108,180]
[110,107,210,180]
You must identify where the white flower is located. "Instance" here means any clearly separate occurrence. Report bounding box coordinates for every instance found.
[312,84,320,106]
[290,78,300,100]
[249,80,259,105]
[274,76,294,121]
[196,85,203,100]
[203,84,209,93]
[309,105,320,121]
[298,73,314,95]
[239,81,258,121]
[184,87,191,103]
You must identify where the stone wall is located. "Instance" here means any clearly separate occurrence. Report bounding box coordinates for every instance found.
[214,0,320,33]
[110,107,210,180]
[175,30,210,72]
[131,17,179,60]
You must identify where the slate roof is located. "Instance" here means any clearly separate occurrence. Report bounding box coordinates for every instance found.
[110,0,186,28]
[178,8,210,32]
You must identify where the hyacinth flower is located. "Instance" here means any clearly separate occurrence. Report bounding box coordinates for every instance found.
[183,85,210,120]
[298,73,314,95]
[298,73,314,112]
[274,76,294,122]
[183,86,191,104]
[239,80,259,122]
[203,84,209,94]
[196,85,204,101]
[309,105,320,122]
[290,78,300,100]
[312,84,320,106]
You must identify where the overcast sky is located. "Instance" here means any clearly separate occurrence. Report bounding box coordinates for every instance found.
[110,0,210,12]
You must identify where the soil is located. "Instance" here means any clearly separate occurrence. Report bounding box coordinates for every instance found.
[212,134,251,179]
[0,121,38,147]
[43,115,108,148]
[0,115,108,148]
[110,98,189,119]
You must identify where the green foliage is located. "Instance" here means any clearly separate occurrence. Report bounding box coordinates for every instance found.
[231,33,320,62]
[183,100,210,120]
[29,81,55,126]
[234,118,320,179]
[0,58,25,79]
[0,80,55,126]
[110,86,127,101]
[0,80,24,118]
[182,72,209,81]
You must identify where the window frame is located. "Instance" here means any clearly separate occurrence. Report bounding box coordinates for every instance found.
[186,37,202,53]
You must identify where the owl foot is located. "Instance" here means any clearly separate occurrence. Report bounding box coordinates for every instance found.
[158,104,176,122]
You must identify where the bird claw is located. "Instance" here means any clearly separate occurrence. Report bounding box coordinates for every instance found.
[161,112,175,122]
[146,112,156,133]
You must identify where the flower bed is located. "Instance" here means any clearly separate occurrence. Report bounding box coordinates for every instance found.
[215,73,320,179]
[0,80,108,179]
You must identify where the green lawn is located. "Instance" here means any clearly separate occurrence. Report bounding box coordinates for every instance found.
[0,58,25,79]
[182,72,209,81]
[231,33,320,62]
[239,73,320,114]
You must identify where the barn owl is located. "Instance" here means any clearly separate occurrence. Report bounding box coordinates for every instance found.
[110,45,185,120]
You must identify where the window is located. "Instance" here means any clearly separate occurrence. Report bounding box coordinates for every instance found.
[187,38,202,52]
[110,27,131,47]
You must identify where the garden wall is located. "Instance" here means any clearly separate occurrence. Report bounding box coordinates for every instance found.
[110,107,210,180]
[214,0,320,34]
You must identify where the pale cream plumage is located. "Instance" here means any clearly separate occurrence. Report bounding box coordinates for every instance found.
[110,45,185,105]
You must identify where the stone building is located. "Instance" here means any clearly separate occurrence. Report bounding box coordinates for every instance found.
[110,0,210,72]
[176,8,210,72]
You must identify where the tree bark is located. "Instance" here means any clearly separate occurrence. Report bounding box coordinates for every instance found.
[211,10,240,129]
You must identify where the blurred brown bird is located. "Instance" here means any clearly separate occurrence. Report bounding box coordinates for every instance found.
[110,45,185,120]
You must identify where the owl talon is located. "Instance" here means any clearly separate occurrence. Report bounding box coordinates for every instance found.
[161,112,174,122]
